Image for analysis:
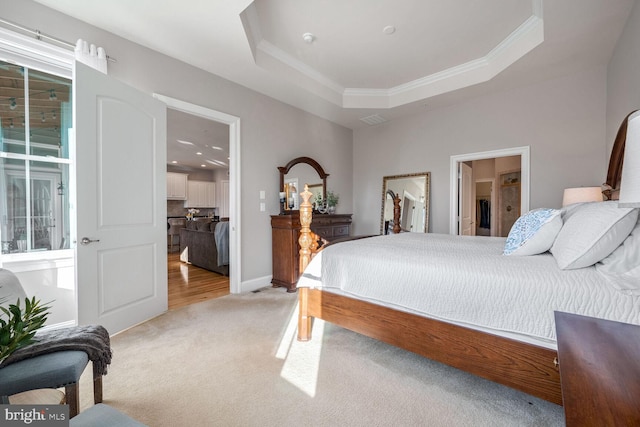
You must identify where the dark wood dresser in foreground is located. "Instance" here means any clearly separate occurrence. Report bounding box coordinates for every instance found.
[555,311,640,426]
[271,212,352,292]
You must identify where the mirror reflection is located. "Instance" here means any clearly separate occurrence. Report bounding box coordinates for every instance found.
[381,172,430,234]
[284,163,323,209]
[278,157,328,212]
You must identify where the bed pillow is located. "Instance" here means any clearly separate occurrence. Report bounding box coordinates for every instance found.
[551,202,638,269]
[596,215,640,295]
[503,208,562,256]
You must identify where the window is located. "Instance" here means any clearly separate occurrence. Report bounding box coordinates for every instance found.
[0,60,72,253]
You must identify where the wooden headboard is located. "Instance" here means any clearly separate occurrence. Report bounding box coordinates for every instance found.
[605,110,639,200]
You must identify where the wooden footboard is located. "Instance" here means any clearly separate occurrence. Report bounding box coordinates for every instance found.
[296,186,561,405]
[297,287,562,405]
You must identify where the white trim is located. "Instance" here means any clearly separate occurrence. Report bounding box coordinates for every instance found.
[243,0,543,109]
[0,26,73,78]
[450,146,530,235]
[2,250,74,271]
[241,275,273,293]
[153,94,242,294]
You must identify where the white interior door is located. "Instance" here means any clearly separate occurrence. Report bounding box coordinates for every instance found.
[459,162,473,235]
[74,62,167,334]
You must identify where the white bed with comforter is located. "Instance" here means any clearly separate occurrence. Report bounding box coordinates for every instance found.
[299,227,639,350]
[297,199,640,405]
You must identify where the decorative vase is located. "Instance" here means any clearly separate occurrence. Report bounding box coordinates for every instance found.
[328,206,336,214]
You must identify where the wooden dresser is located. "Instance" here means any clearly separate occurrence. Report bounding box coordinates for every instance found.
[555,311,640,426]
[271,212,352,292]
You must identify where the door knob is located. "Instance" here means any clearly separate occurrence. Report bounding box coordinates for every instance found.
[81,237,100,245]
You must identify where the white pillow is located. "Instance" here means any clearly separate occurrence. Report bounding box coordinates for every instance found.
[504,208,562,256]
[551,202,638,269]
[596,216,640,295]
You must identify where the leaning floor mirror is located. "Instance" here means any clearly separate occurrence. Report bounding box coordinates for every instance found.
[381,172,431,234]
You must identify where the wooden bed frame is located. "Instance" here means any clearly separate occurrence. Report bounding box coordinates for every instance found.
[295,112,635,406]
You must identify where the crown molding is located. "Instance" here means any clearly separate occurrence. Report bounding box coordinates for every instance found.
[242,0,544,110]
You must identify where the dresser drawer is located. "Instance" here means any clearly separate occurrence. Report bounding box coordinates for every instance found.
[313,227,333,239]
[333,225,350,237]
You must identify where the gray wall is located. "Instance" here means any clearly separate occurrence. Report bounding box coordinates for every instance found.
[3,0,353,285]
[353,66,608,235]
[5,0,637,283]
[607,0,640,154]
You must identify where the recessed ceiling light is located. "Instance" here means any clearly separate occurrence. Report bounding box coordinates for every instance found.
[171,160,178,164]
[383,25,396,35]
[177,139,194,146]
[211,146,223,151]
[302,33,315,44]
[201,164,206,168]
[206,159,228,166]
[196,152,202,155]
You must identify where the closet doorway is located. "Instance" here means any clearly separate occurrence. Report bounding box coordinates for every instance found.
[475,179,495,236]
[450,147,529,236]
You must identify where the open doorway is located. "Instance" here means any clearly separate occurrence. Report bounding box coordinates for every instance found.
[450,147,529,236]
[165,108,230,308]
[155,94,241,304]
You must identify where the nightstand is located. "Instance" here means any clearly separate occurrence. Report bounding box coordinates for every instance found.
[555,311,640,426]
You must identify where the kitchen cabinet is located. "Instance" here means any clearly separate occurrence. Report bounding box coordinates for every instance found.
[184,181,216,208]
[167,172,188,200]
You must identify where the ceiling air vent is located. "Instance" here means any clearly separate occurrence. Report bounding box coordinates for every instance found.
[359,114,387,125]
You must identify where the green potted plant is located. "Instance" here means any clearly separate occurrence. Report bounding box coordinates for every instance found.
[0,296,51,364]
[326,190,339,214]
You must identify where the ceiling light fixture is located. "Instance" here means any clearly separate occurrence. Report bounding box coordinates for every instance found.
[196,152,202,155]
[49,89,57,100]
[171,160,178,164]
[206,159,227,166]
[302,33,315,44]
[383,25,396,35]
[201,164,206,168]
[211,146,223,151]
[177,139,195,146]
[9,98,17,110]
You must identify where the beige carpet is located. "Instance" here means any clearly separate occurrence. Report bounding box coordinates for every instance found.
[79,288,564,426]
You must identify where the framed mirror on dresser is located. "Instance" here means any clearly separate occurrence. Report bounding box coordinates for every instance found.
[271,156,352,292]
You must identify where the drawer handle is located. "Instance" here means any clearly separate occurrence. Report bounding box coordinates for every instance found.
[553,357,559,368]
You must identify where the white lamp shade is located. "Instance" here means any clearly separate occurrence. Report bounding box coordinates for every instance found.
[619,110,640,207]
[562,187,603,207]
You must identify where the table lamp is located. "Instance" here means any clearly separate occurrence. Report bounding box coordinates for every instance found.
[562,187,602,207]
[619,110,640,208]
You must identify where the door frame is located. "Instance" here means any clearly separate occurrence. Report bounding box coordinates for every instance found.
[153,94,241,293]
[450,146,529,235]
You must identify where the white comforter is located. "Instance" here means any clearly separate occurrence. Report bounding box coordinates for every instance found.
[297,233,640,348]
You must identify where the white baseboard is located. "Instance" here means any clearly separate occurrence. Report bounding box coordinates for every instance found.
[239,275,273,293]
[41,320,76,332]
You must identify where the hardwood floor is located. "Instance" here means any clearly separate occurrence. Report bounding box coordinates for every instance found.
[167,252,229,310]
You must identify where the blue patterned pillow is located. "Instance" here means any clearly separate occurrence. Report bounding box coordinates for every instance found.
[504,208,562,256]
